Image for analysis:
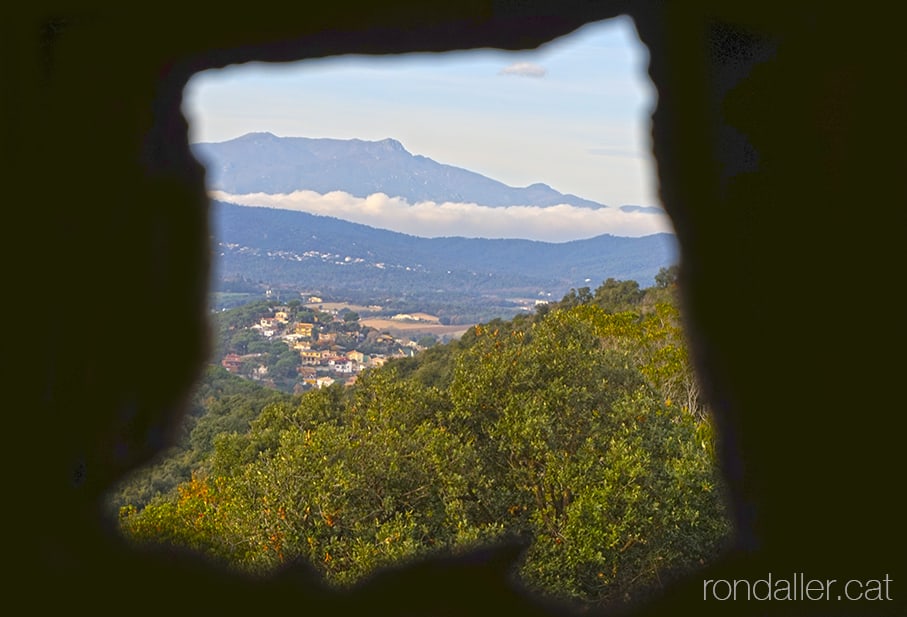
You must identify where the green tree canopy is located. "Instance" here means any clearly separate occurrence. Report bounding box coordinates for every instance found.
[118,278,729,609]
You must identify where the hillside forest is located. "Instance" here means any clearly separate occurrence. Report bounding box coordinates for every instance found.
[110,271,733,610]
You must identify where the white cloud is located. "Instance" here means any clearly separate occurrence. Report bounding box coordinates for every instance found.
[208,190,674,242]
[498,62,547,78]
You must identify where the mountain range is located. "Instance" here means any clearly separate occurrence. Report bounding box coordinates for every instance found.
[192,132,608,208]
[210,201,678,300]
[194,133,678,308]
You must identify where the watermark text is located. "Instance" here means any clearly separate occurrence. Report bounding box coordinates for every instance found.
[703,573,893,602]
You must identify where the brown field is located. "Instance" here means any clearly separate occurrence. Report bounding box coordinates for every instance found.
[405,312,440,323]
[305,302,381,313]
[360,318,471,338]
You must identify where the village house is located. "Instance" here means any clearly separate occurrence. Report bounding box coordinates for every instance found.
[348,350,366,363]
[282,333,306,345]
[274,310,289,323]
[222,352,267,374]
[299,349,322,365]
[254,317,280,338]
[221,353,243,374]
[368,356,388,369]
[294,322,314,338]
[328,358,354,374]
[315,376,335,389]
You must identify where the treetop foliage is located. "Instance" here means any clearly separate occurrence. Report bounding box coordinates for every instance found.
[116,270,731,610]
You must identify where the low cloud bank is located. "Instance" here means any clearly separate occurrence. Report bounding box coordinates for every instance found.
[209,189,674,242]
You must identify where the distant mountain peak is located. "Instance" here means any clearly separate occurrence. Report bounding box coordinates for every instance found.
[377,137,406,152]
[192,132,607,209]
[232,131,279,142]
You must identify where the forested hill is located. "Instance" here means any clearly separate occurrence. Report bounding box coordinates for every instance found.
[112,274,731,611]
[211,200,678,295]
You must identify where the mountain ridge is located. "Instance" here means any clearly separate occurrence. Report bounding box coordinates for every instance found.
[211,200,678,297]
[192,132,606,208]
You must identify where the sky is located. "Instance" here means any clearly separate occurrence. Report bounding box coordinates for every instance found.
[183,16,673,241]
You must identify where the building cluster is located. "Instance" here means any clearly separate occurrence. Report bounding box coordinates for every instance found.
[220,303,416,392]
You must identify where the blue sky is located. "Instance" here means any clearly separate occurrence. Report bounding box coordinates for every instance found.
[183,16,672,240]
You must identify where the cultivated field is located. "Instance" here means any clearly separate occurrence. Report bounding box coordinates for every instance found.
[360,318,471,338]
[305,302,382,313]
